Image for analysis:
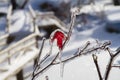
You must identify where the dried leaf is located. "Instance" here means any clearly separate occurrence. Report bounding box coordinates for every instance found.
[50,29,67,50]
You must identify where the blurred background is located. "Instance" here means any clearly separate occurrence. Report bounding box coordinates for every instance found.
[0,0,120,80]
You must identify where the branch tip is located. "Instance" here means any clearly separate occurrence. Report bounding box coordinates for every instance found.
[92,54,97,61]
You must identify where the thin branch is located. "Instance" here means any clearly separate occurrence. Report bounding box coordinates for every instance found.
[84,41,111,55]
[32,38,46,80]
[39,54,50,65]
[61,7,80,51]
[33,40,110,79]
[31,40,110,80]
[53,41,110,65]
[104,56,113,80]
[104,48,120,80]
[53,41,90,64]
[106,47,113,57]
[35,38,46,68]
[20,0,30,9]
[32,53,59,80]
[92,54,103,80]
[78,41,90,55]
[112,65,120,68]
[31,9,79,79]
[113,49,120,57]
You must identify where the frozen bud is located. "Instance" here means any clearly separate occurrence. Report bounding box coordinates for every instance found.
[92,54,97,60]
[70,7,80,15]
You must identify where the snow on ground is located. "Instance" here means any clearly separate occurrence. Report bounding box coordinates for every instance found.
[0,0,120,80]
[10,10,32,33]
[105,5,120,21]
[0,2,8,13]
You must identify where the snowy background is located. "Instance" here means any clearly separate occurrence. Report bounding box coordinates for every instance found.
[0,0,120,80]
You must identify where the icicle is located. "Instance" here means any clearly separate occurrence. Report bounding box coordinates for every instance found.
[59,50,64,79]
[60,62,65,79]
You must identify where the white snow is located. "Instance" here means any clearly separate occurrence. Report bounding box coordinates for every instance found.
[0,48,39,80]
[0,0,120,80]
[10,10,32,33]
[105,5,120,21]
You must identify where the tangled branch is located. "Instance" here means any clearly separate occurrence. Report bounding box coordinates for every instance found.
[32,39,111,80]
[92,46,120,80]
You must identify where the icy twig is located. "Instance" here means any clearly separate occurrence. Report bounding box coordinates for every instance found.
[31,39,111,80]
[55,7,80,78]
[32,52,59,80]
[106,47,113,57]
[92,54,103,80]
[112,65,120,68]
[32,38,46,80]
[53,41,109,65]
[31,7,79,80]
[104,47,120,80]
[36,38,46,68]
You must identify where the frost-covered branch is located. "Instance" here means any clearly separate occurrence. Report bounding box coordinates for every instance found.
[112,65,120,68]
[31,7,80,80]
[31,7,112,80]
[92,45,120,80]
[53,41,90,64]
[53,41,110,65]
[32,51,59,80]
[92,54,103,80]
[104,47,120,80]
[31,39,111,80]
[32,38,46,80]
